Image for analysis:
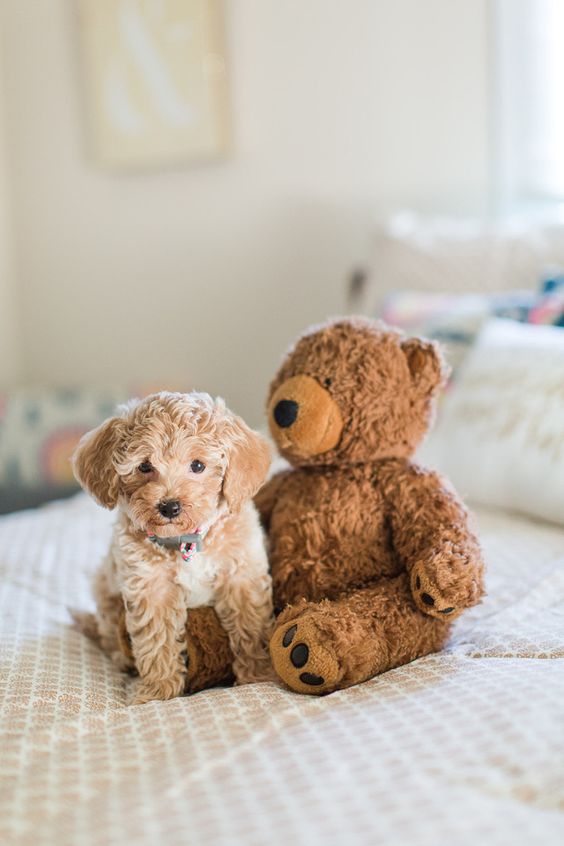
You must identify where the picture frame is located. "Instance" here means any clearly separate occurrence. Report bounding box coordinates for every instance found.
[76,0,229,168]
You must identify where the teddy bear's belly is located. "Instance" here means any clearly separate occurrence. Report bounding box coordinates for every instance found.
[269,479,403,607]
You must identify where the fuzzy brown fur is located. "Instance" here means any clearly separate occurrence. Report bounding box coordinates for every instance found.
[121,320,485,695]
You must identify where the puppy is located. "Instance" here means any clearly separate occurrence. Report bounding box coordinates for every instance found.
[72,391,274,704]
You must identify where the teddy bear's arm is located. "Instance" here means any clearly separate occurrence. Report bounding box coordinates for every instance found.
[383,461,485,619]
[254,470,290,531]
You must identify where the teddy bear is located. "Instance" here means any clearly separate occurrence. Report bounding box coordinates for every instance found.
[118,317,485,695]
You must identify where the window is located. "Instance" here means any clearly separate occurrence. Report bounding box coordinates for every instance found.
[495,0,564,210]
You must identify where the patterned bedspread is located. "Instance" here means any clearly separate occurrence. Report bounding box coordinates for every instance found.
[1,495,563,845]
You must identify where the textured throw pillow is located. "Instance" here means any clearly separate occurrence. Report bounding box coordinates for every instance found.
[419,319,564,526]
[357,211,564,314]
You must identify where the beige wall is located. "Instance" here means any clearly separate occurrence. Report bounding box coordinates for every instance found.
[0,0,490,425]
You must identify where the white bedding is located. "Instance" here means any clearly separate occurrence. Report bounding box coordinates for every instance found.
[1,494,563,845]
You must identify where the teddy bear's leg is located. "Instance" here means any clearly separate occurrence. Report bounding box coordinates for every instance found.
[184,607,235,693]
[270,574,451,695]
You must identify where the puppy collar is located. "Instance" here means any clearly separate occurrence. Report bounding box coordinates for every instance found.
[147,529,204,563]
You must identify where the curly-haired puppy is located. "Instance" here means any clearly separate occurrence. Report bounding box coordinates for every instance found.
[72,391,273,704]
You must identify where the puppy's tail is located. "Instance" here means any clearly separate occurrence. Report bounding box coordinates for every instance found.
[69,608,101,644]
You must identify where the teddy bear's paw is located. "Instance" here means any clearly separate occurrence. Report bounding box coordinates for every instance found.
[410,560,469,620]
[269,613,343,695]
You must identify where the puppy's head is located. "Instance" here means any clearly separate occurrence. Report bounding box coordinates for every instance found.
[72,392,271,537]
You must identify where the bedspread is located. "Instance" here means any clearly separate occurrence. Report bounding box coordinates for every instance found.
[1,495,563,845]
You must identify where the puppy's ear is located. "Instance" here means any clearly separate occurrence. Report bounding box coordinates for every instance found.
[222,416,271,514]
[400,337,447,396]
[72,417,125,509]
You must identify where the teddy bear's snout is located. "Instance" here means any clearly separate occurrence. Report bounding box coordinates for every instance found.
[268,374,344,459]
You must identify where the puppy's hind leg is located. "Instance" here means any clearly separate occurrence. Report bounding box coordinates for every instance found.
[69,609,100,643]
[70,604,134,672]
[73,567,136,673]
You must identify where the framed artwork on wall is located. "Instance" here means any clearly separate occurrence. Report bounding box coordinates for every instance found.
[76,0,229,168]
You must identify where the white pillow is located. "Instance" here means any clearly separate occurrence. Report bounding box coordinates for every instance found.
[419,319,564,526]
[355,211,564,313]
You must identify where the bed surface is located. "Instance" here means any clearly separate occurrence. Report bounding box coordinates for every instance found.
[1,494,563,845]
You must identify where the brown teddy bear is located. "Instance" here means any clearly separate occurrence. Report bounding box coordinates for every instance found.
[120,317,485,695]
[259,316,484,694]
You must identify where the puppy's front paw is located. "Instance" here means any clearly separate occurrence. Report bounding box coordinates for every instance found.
[129,683,155,706]
[129,673,185,705]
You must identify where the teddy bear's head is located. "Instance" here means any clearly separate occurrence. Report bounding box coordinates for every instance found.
[267,317,446,466]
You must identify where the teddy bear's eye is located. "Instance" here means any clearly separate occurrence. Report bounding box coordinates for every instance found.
[138,461,154,474]
[190,460,206,474]
[324,378,332,388]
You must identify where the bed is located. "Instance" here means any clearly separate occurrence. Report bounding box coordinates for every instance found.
[3,213,564,845]
[1,492,563,845]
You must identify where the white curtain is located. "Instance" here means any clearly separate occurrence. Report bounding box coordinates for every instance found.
[496,0,564,208]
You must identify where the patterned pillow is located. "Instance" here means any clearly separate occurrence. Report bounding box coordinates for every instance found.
[380,289,538,378]
[528,276,564,326]
[0,384,197,513]
[0,387,133,491]
[378,275,564,379]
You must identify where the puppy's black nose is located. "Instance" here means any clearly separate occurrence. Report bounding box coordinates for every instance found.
[158,500,182,519]
[273,399,299,428]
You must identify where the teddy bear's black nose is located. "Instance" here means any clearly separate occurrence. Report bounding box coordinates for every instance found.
[274,399,299,428]
[158,500,182,519]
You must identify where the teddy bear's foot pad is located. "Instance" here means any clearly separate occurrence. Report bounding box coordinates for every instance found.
[270,615,342,695]
[283,628,324,684]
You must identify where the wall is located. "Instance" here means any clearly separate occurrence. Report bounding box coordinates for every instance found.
[0,0,490,425]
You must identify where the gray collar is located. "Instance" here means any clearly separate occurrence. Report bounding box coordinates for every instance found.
[147,532,203,551]
[147,531,205,562]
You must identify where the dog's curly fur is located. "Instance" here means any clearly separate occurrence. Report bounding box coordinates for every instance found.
[72,391,273,704]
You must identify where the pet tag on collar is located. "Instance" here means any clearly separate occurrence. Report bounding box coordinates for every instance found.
[180,539,198,562]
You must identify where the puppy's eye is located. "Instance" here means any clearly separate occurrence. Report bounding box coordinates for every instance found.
[324,378,332,388]
[138,462,154,474]
[190,460,205,474]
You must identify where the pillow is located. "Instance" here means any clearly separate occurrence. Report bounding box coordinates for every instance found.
[0,384,181,513]
[0,386,133,490]
[418,319,564,526]
[529,276,564,326]
[356,211,564,315]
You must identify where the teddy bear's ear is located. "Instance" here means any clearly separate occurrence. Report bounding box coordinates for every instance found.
[222,416,272,514]
[72,417,125,509]
[400,337,447,395]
